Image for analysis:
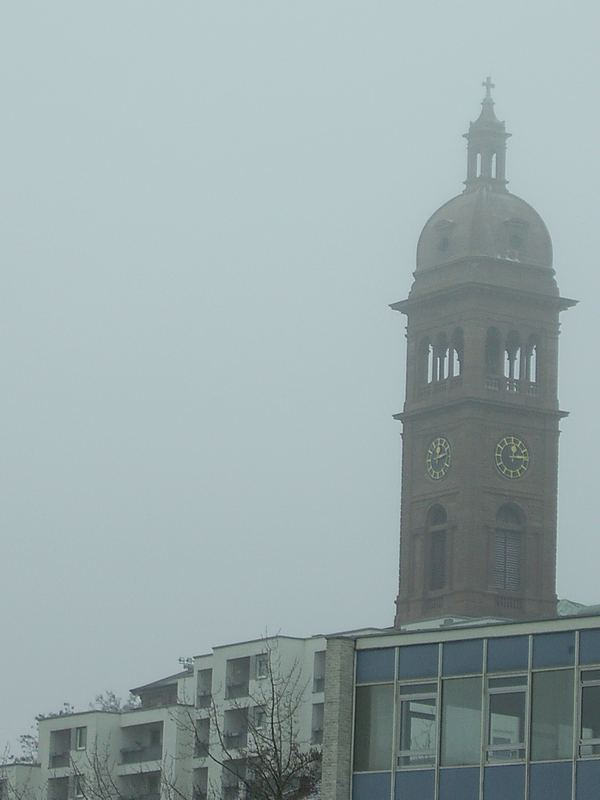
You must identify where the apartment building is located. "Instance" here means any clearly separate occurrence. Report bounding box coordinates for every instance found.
[1,634,331,800]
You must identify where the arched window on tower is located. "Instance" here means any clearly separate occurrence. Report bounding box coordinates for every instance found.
[450,328,464,378]
[504,331,522,391]
[493,504,524,592]
[525,336,539,387]
[485,328,501,389]
[476,152,482,177]
[427,505,448,591]
[435,334,449,382]
[419,338,434,385]
[491,153,497,179]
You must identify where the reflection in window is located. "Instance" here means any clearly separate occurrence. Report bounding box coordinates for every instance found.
[398,684,437,767]
[487,676,527,762]
[442,639,483,676]
[356,648,395,684]
[580,630,600,665]
[487,636,529,673]
[441,677,482,766]
[532,632,575,668]
[580,670,600,758]
[531,670,574,761]
[398,644,439,680]
[353,684,394,771]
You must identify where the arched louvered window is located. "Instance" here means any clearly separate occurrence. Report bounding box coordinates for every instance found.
[493,504,524,592]
[427,505,448,591]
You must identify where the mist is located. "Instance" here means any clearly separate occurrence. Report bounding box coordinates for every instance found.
[1,0,599,750]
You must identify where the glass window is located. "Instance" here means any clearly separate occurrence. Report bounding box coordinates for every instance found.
[394,770,435,800]
[75,726,87,750]
[398,644,438,680]
[441,677,482,766]
[487,676,527,761]
[438,767,480,800]
[532,632,575,668]
[531,670,574,761]
[442,639,483,676]
[352,772,391,800]
[487,636,529,673]
[255,653,269,679]
[398,685,437,767]
[528,762,572,800]
[73,776,85,798]
[353,685,394,772]
[576,760,600,800]
[580,629,600,666]
[356,649,395,684]
[484,765,525,800]
[580,671,600,757]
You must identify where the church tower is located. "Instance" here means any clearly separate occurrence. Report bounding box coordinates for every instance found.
[393,80,575,627]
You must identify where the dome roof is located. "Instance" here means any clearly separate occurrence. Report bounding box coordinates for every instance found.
[416,184,553,271]
[415,79,553,274]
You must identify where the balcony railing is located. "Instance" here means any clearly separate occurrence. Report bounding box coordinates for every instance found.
[194,741,209,757]
[49,753,70,769]
[486,376,539,396]
[196,691,212,709]
[223,731,247,750]
[225,682,249,700]
[124,793,160,800]
[120,744,163,764]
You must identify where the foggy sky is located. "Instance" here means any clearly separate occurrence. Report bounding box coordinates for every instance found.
[1,0,599,750]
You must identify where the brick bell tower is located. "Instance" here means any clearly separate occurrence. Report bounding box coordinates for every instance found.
[393,79,575,627]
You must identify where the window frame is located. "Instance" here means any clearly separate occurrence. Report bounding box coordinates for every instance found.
[74,726,87,751]
[579,668,600,758]
[396,682,439,769]
[485,674,529,763]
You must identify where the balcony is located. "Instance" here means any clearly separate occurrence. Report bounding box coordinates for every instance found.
[47,777,69,800]
[225,680,249,700]
[49,753,70,769]
[196,690,212,709]
[225,658,250,700]
[124,794,159,800]
[485,376,539,396]
[120,744,163,764]
[194,740,209,757]
[223,731,247,750]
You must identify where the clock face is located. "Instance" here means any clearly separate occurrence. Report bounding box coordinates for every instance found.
[495,435,530,479]
[426,437,451,480]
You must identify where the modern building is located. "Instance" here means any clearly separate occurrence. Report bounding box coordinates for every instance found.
[322,612,600,800]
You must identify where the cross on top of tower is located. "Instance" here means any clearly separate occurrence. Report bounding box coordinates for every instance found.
[482,76,495,99]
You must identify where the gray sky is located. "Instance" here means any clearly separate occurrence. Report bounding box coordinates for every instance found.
[1,0,599,749]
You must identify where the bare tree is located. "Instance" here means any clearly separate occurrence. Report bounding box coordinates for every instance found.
[172,640,321,800]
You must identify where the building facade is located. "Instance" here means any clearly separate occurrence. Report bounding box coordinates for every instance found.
[0,634,330,800]
[321,613,600,800]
